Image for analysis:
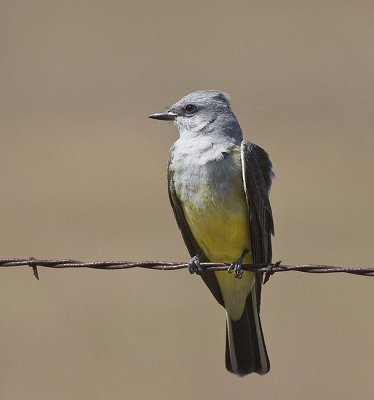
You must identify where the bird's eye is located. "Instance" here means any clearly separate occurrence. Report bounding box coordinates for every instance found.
[185,104,197,114]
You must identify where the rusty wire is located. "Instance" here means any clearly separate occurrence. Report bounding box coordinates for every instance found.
[0,257,373,282]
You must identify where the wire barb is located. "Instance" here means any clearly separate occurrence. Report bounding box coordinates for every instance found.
[263,260,282,285]
[28,257,39,280]
[0,258,373,279]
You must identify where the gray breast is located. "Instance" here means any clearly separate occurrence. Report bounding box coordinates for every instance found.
[170,137,242,206]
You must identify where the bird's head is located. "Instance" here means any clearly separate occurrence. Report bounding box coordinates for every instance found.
[149,90,242,141]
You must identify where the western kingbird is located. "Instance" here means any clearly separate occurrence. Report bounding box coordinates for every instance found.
[149,90,274,376]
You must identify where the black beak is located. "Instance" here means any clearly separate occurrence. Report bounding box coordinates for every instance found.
[148,111,177,121]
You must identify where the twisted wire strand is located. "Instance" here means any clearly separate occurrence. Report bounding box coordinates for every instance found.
[1,258,373,281]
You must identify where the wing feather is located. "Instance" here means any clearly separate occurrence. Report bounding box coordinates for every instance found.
[167,157,224,306]
[241,141,274,309]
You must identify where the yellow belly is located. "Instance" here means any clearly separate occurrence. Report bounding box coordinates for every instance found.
[182,187,254,320]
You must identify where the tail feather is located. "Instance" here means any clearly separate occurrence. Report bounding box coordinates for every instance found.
[225,288,270,376]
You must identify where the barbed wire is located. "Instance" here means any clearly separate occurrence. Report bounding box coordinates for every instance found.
[1,257,373,282]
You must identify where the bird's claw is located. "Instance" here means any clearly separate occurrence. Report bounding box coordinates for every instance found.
[187,255,202,275]
[228,261,243,279]
[228,249,249,279]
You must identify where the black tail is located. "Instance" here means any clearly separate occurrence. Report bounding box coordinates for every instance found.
[225,287,270,376]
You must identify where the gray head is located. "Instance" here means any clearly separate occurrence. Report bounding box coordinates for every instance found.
[149,90,243,142]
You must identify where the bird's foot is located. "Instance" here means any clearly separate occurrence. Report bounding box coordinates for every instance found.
[187,255,203,275]
[228,249,249,279]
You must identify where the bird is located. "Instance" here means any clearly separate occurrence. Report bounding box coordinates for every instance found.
[149,90,274,376]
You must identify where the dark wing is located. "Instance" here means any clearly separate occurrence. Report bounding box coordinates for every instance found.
[167,156,224,306]
[241,141,274,309]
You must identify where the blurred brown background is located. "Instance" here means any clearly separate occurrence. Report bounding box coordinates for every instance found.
[1,1,373,399]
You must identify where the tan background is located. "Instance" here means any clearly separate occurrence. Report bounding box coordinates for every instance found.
[1,1,373,399]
